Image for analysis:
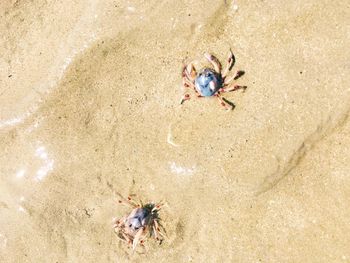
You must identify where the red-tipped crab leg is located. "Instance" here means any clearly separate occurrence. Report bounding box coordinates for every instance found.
[113,216,126,229]
[215,94,233,110]
[224,70,245,85]
[152,225,161,241]
[153,220,165,238]
[121,233,132,245]
[132,227,146,250]
[181,63,200,104]
[204,53,222,74]
[221,84,247,93]
[152,204,161,212]
[183,78,197,92]
[222,49,235,78]
[117,194,141,208]
[180,94,191,104]
[184,63,197,81]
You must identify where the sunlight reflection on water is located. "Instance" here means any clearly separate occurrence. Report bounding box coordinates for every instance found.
[169,161,195,176]
[34,145,54,181]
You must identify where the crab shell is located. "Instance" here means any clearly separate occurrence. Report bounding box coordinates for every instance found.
[195,68,223,97]
[125,207,152,233]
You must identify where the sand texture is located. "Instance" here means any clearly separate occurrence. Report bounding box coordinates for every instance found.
[1,0,350,262]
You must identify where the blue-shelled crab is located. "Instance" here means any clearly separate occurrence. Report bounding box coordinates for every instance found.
[113,195,165,250]
[181,50,246,110]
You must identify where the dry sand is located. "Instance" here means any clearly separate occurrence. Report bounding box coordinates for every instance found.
[1,0,350,262]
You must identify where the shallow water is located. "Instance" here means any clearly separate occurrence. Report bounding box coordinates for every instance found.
[1,0,350,262]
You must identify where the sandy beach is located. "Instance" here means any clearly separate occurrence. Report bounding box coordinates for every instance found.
[1,0,350,262]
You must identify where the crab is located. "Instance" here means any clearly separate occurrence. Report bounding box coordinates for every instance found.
[181,50,246,110]
[113,194,165,250]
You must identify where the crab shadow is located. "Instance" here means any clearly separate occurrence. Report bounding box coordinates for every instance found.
[222,97,236,110]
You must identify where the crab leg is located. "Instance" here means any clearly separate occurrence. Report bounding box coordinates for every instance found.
[114,221,133,245]
[152,202,165,212]
[120,232,133,245]
[133,227,146,250]
[183,63,197,82]
[113,216,126,229]
[182,65,198,93]
[180,94,191,104]
[156,219,167,235]
[215,93,233,110]
[116,193,141,207]
[180,80,195,104]
[204,53,222,74]
[183,78,197,91]
[117,196,140,208]
[154,220,165,238]
[224,70,245,85]
[181,63,200,104]
[222,50,235,78]
[221,84,247,93]
[181,76,202,104]
[152,225,160,241]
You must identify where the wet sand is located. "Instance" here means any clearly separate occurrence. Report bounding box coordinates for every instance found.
[1,0,350,262]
